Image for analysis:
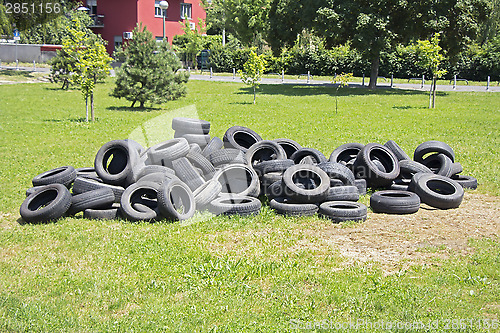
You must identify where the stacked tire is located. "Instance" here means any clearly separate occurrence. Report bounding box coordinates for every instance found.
[19,118,476,224]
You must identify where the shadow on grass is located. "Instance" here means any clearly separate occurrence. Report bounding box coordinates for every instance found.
[106,106,161,112]
[239,84,450,98]
[0,69,34,78]
[392,105,429,110]
[44,117,96,123]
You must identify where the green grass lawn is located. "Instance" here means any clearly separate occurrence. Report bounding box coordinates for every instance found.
[0,80,499,331]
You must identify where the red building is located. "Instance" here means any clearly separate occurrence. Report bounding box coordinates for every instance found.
[85,0,206,54]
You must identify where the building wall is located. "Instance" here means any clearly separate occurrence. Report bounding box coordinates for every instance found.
[93,0,206,55]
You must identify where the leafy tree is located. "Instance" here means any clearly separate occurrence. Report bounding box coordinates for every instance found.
[0,4,12,36]
[61,20,112,121]
[203,0,271,47]
[414,33,447,109]
[2,0,71,32]
[112,24,189,108]
[333,72,352,114]
[173,19,206,68]
[239,50,266,104]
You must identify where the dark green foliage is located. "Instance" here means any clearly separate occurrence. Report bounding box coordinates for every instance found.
[111,24,190,108]
[3,0,71,32]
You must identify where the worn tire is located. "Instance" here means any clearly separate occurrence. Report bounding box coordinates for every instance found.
[421,153,453,177]
[186,151,216,177]
[208,149,246,167]
[193,180,222,209]
[210,196,262,216]
[325,186,359,202]
[254,159,294,176]
[384,140,411,161]
[370,190,420,214]
[269,197,319,216]
[158,179,196,221]
[414,140,455,163]
[290,148,327,164]
[223,126,263,152]
[76,167,100,181]
[245,140,287,167]
[172,117,210,134]
[329,143,364,165]
[32,166,77,188]
[72,177,125,203]
[202,137,224,157]
[214,164,260,197]
[354,179,367,196]
[147,138,190,165]
[353,143,400,188]
[120,181,161,221]
[95,140,140,186]
[319,201,368,223]
[450,162,463,176]
[282,164,330,203]
[318,162,355,185]
[68,188,115,215]
[272,139,302,159]
[20,184,72,223]
[399,160,432,180]
[172,157,205,191]
[451,174,478,190]
[83,207,121,220]
[178,133,211,148]
[412,174,464,209]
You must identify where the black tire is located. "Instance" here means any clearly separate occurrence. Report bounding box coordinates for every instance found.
[330,179,344,187]
[384,140,411,161]
[186,151,216,176]
[329,143,364,165]
[318,162,355,185]
[120,181,161,221]
[171,117,210,134]
[137,172,179,186]
[354,179,367,196]
[298,156,316,165]
[214,164,260,197]
[269,197,319,216]
[290,148,327,164]
[414,140,455,163]
[450,162,463,176]
[223,126,263,152]
[245,140,287,167]
[76,167,100,181]
[353,143,400,188]
[193,180,222,208]
[451,175,478,190]
[265,180,285,199]
[421,153,453,177]
[147,138,190,165]
[123,139,145,155]
[319,201,368,223]
[94,140,140,186]
[202,137,224,157]
[208,149,246,167]
[178,133,211,148]
[210,196,262,216]
[172,157,205,191]
[32,166,77,188]
[72,177,125,203]
[254,159,294,176]
[372,159,386,172]
[370,190,420,214]
[412,174,464,209]
[261,172,283,191]
[68,188,115,215]
[83,207,121,220]
[399,160,432,180]
[272,139,302,159]
[325,186,359,202]
[136,165,176,179]
[282,164,330,203]
[390,179,410,191]
[20,184,72,223]
[158,179,196,221]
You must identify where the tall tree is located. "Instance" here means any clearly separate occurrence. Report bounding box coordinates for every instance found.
[111,24,190,108]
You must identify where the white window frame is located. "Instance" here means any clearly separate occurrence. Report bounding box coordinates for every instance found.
[180,3,192,19]
[155,1,167,18]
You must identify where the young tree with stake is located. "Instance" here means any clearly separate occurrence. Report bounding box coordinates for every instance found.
[239,50,266,104]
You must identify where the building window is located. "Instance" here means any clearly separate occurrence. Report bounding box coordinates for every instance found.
[86,0,97,15]
[155,1,166,17]
[156,36,167,43]
[114,36,123,51]
[180,3,192,19]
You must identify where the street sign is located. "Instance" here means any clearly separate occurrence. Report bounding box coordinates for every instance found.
[13,29,20,41]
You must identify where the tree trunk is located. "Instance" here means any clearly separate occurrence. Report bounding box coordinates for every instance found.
[253,86,256,104]
[90,93,95,122]
[131,100,136,108]
[85,96,89,122]
[368,52,380,89]
[428,80,433,109]
[432,76,437,108]
[140,101,145,108]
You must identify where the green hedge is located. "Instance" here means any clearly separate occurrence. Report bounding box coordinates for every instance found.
[206,39,500,81]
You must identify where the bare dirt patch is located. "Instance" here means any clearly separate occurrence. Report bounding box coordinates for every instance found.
[206,192,500,273]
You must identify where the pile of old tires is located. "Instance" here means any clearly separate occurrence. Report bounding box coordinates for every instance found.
[19,118,477,224]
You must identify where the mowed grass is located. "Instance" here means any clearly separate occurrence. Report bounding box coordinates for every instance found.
[0,79,499,331]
